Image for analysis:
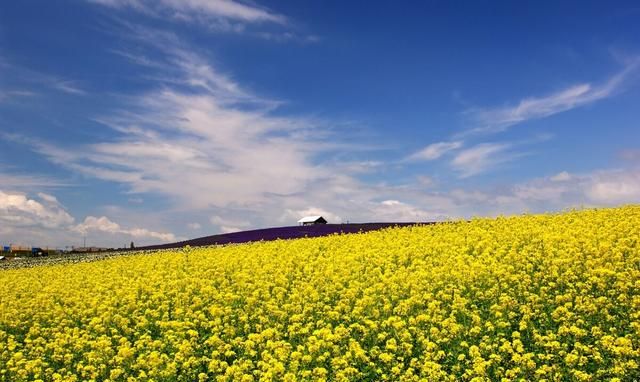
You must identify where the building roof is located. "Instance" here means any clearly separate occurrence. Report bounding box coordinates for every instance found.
[297,215,326,223]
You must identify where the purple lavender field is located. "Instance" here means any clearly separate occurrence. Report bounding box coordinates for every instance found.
[138,223,432,250]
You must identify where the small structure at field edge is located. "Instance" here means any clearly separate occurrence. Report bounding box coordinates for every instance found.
[297,216,328,226]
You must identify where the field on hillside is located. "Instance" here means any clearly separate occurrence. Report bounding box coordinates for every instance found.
[1,207,639,381]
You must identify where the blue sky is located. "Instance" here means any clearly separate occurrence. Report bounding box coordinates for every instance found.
[1,0,639,247]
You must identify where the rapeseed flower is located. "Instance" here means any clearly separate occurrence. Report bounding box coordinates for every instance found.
[0,206,639,380]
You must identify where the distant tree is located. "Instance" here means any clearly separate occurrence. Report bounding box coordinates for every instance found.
[130,241,135,249]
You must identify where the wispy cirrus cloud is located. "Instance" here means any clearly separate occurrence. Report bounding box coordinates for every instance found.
[89,0,286,25]
[406,141,463,161]
[0,60,87,97]
[89,0,323,42]
[106,23,263,101]
[465,58,640,135]
[450,142,517,178]
[0,90,37,103]
[550,171,572,182]
[0,170,70,190]
[50,80,87,95]
[406,59,639,178]
[8,27,345,212]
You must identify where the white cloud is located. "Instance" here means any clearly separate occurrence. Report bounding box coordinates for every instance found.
[3,61,88,96]
[36,192,60,204]
[74,216,120,234]
[467,59,640,134]
[210,215,250,228]
[448,189,489,204]
[334,160,384,174]
[187,222,202,230]
[450,142,513,177]
[0,190,74,229]
[512,183,569,201]
[407,141,463,161]
[415,175,435,187]
[107,25,252,99]
[404,62,625,172]
[18,31,342,211]
[619,149,640,162]
[127,227,176,242]
[0,89,36,103]
[0,169,70,189]
[446,168,640,214]
[550,171,572,182]
[219,226,243,234]
[374,200,443,222]
[89,0,286,25]
[0,189,179,247]
[5,29,376,235]
[73,215,176,242]
[3,165,638,248]
[256,31,321,44]
[51,80,86,95]
[586,171,640,204]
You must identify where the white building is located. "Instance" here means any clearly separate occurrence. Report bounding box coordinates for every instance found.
[297,216,328,226]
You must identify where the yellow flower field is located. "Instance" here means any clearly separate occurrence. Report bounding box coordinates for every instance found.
[1,206,639,382]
